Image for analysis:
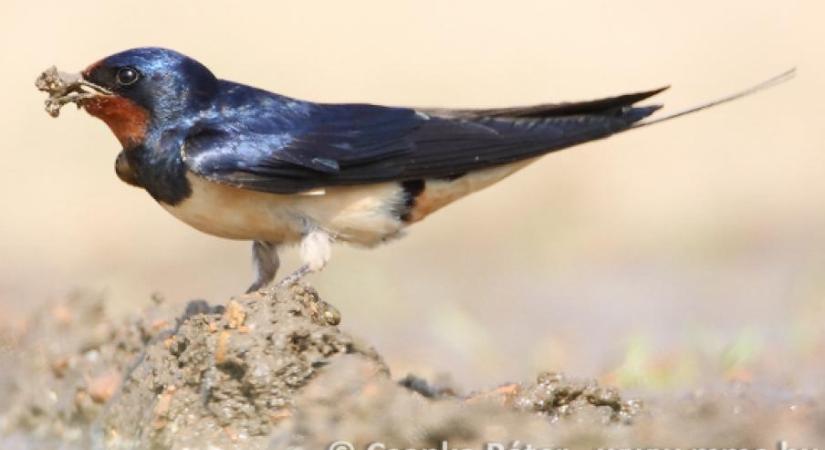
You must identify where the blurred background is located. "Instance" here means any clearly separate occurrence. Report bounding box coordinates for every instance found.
[1,1,823,390]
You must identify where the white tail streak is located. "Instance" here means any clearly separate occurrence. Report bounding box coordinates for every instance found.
[632,68,796,129]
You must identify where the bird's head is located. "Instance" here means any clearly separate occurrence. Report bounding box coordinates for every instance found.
[71,48,218,147]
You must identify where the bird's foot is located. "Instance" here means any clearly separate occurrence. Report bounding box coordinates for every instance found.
[248,230,330,293]
[247,240,280,293]
[246,267,306,294]
[275,265,311,288]
[270,229,330,289]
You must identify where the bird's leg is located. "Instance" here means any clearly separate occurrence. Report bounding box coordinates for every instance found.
[247,240,280,293]
[276,229,332,287]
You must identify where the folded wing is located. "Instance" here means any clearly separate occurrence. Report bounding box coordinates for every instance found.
[182,87,665,194]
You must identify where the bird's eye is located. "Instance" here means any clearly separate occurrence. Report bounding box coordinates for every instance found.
[115,67,140,86]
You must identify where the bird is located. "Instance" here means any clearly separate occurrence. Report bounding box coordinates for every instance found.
[38,47,793,292]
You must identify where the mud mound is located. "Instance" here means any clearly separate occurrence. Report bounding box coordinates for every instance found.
[2,286,823,449]
[0,286,385,449]
[101,286,384,449]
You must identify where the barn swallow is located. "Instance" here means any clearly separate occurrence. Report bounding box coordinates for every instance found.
[37,48,793,292]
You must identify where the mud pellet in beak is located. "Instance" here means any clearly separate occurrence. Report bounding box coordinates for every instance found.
[35,66,109,118]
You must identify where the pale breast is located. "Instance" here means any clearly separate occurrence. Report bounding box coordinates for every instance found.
[161,174,409,246]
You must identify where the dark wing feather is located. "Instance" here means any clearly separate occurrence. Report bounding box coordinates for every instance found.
[183,86,664,193]
[422,86,668,119]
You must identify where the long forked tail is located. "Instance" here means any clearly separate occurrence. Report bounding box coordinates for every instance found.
[632,68,796,129]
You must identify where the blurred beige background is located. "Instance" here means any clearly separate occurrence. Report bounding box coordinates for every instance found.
[1,1,823,388]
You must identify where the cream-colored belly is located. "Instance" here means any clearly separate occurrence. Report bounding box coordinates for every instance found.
[163,174,407,246]
[163,159,536,246]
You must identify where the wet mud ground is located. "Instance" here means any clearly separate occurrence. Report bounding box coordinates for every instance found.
[0,287,823,450]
